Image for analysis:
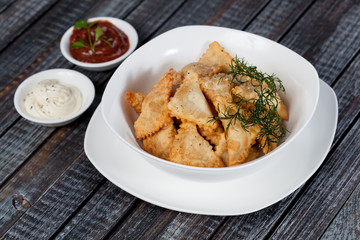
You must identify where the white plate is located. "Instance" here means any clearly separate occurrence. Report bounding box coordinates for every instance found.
[84,80,337,215]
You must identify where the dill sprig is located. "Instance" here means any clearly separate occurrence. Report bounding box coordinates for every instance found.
[214,56,288,150]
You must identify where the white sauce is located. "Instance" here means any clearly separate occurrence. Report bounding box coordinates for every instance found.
[23,79,82,120]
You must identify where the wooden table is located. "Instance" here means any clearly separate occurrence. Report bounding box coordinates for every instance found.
[1,0,359,239]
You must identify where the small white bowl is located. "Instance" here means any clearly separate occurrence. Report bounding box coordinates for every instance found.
[101,26,319,181]
[60,17,138,71]
[14,69,95,127]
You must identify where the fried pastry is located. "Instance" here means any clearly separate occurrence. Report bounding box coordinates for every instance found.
[198,126,228,166]
[232,79,288,120]
[134,69,174,139]
[169,122,225,168]
[199,41,233,72]
[200,74,261,166]
[168,69,218,130]
[143,120,177,159]
[126,91,146,115]
[127,41,288,168]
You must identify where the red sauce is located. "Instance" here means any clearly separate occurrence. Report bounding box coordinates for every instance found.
[69,20,129,63]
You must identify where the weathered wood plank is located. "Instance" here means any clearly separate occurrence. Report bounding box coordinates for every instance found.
[1,154,105,239]
[152,0,271,38]
[331,53,360,145]
[124,0,185,44]
[107,201,225,240]
[0,0,59,52]
[0,119,54,186]
[100,0,317,238]
[212,0,360,238]
[0,0,188,238]
[0,0,359,239]
[0,107,93,236]
[279,0,360,85]
[0,0,95,90]
[320,182,360,240]
[210,195,295,239]
[108,203,180,239]
[269,117,360,239]
[264,45,360,239]
[0,0,15,13]
[54,181,138,239]
[0,0,144,178]
[245,0,315,41]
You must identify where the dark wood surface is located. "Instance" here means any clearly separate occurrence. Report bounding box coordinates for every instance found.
[0,0,359,239]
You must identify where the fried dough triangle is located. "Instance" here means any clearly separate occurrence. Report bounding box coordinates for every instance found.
[199,126,228,166]
[224,119,260,166]
[232,80,288,155]
[143,120,177,160]
[169,122,225,168]
[168,69,218,130]
[200,74,261,166]
[232,80,288,120]
[134,69,174,139]
[199,41,233,72]
[126,91,146,115]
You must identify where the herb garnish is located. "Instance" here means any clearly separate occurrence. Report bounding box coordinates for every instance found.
[213,56,288,150]
[70,19,113,52]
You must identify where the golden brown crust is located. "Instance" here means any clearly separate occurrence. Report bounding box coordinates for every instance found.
[198,41,233,72]
[125,91,146,115]
[143,120,177,160]
[134,69,174,139]
[169,122,225,168]
[126,41,288,167]
[225,121,260,166]
[199,126,228,166]
[168,69,218,130]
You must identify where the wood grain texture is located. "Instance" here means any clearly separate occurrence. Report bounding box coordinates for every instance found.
[332,53,360,145]
[211,195,296,239]
[269,119,360,239]
[108,202,225,240]
[89,1,324,238]
[1,154,104,239]
[0,0,143,184]
[0,0,191,238]
[54,181,138,239]
[150,0,229,37]
[0,0,359,238]
[320,182,360,240]
[0,0,96,90]
[245,0,315,41]
[279,0,360,85]
[125,0,185,44]
[0,119,54,186]
[0,111,92,236]
[0,0,58,51]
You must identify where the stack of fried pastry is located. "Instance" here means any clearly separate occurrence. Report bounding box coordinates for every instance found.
[126,41,288,168]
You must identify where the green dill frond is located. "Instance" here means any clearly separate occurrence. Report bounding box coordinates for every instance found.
[211,56,288,151]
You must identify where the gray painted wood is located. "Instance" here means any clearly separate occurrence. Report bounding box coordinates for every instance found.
[0,0,359,239]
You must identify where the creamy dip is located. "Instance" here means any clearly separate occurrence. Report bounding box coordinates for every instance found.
[23,79,82,120]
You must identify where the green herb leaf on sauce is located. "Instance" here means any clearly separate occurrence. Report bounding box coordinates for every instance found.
[70,39,87,49]
[71,19,113,53]
[74,19,88,29]
[95,26,102,42]
[100,37,113,48]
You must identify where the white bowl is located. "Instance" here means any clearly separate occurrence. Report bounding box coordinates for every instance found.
[101,26,319,181]
[14,69,95,127]
[60,17,138,71]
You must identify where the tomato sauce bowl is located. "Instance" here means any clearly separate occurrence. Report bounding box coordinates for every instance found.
[60,17,138,71]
